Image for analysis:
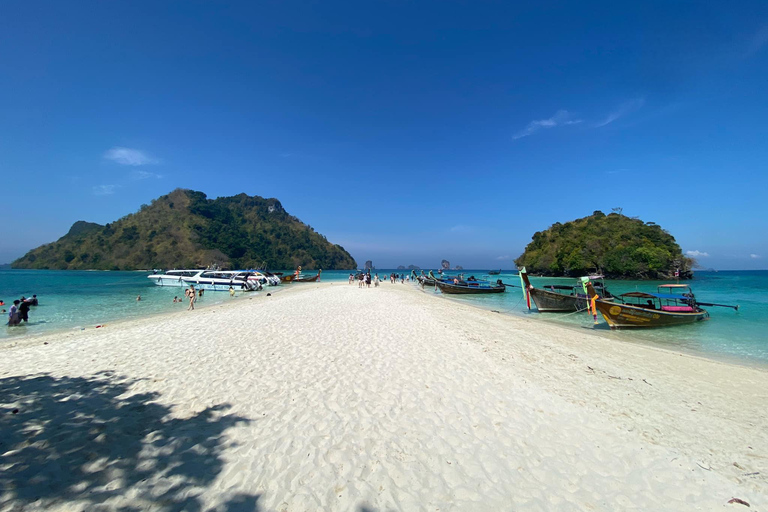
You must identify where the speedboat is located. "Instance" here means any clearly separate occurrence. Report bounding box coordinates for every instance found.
[245,270,281,286]
[182,270,261,291]
[147,269,205,287]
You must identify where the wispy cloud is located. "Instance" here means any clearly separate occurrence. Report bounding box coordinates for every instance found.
[686,250,709,258]
[595,98,645,128]
[130,169,163,180]
[93,184,117,196]
[104,147,157,166]
[495,255,511,261]
[513,110,582,140]
[751,253,761,259]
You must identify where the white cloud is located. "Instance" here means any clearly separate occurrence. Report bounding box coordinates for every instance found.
[513,110,582,140]
[686,250,709,258]
[130,169,163,180]
[495,255,511,261]
[751,254,761,259]
[93,184,117,196]
[595,98,645,127]
[104,147,157,166]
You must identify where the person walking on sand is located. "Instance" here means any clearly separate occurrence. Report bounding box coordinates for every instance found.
[185,285,196,310]
[229,285,235,297]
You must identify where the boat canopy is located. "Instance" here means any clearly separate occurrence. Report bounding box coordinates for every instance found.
[621,291,690,300]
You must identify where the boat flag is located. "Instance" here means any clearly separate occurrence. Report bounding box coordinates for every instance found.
[580,276,590,295]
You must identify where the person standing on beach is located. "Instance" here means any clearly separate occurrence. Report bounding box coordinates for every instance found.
[229,285,235,297]
[185,286,196,310]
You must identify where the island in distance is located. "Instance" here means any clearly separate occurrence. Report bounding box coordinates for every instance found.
[515,210,695,280]
[12,189,357,271]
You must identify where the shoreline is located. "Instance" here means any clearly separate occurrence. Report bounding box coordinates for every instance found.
[0,284,294,352]
[5,277,765,372]
[2,282,766,510]
[415,282,768,371]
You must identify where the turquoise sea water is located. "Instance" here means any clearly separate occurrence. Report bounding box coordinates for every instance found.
[2,269,767,366]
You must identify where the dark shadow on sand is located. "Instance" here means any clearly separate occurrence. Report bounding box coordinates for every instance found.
[1,371,261,511]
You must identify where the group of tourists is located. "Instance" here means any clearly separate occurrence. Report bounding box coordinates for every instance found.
[348,272,410,288]
[4,295,38,327]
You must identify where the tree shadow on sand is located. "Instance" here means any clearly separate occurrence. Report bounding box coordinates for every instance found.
[1,371,261,511]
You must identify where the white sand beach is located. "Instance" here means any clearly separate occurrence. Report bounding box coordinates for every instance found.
[2,282,767,511]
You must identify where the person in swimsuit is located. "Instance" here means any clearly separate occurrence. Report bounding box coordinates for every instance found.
[186,286,196,310]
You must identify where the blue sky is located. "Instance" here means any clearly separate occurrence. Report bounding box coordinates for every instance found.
[1,1,767,269]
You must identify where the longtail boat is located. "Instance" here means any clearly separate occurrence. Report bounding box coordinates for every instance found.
[488,269,501,275]
[279,274,295,283]
[519,268,613,312]
[587,282,711,328]
[430,270,505,294]
[294,270,322,283]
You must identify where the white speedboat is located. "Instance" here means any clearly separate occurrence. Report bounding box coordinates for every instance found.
[182,270,261,292]
[246,270,281,286]
[148,269,205,287]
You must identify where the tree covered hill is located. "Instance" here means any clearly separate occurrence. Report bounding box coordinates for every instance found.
[13,189,357,271]
[515,211,694,279]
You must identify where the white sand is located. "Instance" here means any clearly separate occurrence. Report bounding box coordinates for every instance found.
[2,282,767,511]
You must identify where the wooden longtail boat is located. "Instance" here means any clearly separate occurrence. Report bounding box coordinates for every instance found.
[432,272,506,294]
[488,269,501,275]
[293,270,322,283]
[279,274,295,283]
[520,269,613,312]
[587,282,709,328]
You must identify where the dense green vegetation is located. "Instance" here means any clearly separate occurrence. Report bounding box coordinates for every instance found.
[13,189,357,270]
[515,211,694,279]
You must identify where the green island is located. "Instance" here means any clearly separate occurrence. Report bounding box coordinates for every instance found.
[515,211,695,279]
[12,189,357,271]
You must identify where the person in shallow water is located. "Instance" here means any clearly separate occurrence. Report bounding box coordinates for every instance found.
[8,300,21,326]
[18,299,31,323]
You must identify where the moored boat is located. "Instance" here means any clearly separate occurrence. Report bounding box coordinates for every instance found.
[182,270,261,291]
[294,270,322,283]
[147,269,205,287]
[587,282,708,328]
[431,270,505,294]
[519,268,613,312]
[488,269,501,275]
